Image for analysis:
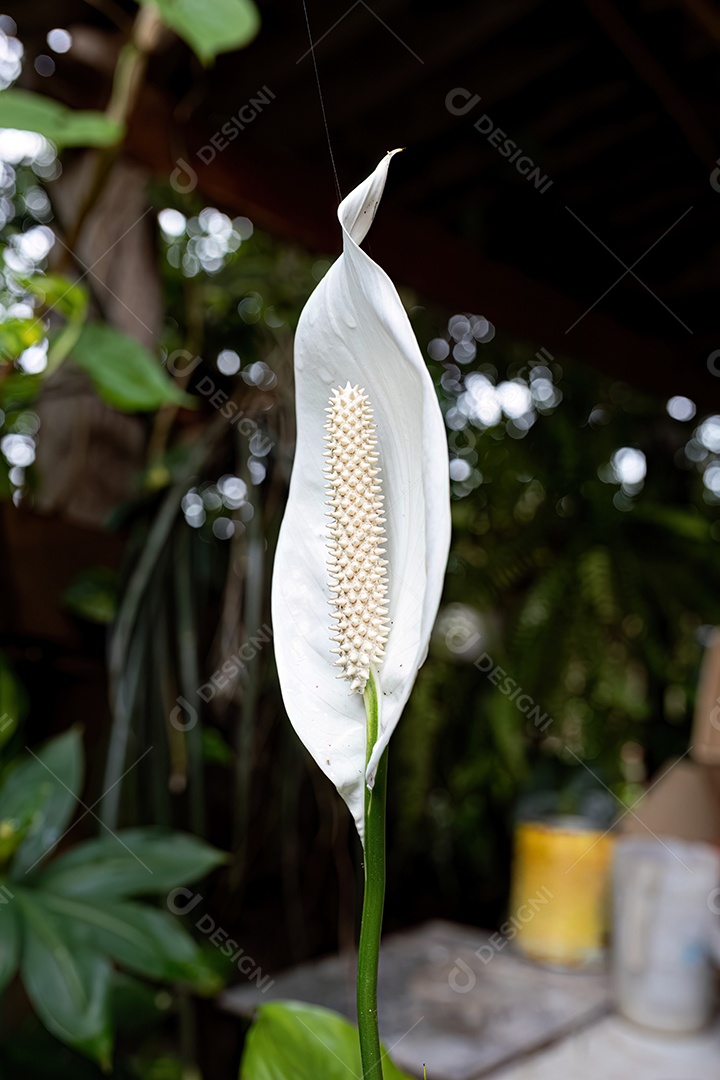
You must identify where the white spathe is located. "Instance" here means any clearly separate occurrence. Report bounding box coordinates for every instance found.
[271,151,451,842]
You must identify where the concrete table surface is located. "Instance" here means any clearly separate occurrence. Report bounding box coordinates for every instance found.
[492,1013,720,1080]
[220,919,612,1078]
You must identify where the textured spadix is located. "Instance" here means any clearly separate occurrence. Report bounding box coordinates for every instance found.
[325,383,390,693]
[271,151,451,841]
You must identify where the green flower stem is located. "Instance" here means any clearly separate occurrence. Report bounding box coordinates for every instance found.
[357,669,387,1080]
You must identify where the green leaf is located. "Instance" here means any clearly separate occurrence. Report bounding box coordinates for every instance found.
[0,729,84,878]
[39,828,226,898]
[202,726,234,766]
[0,89,123,148]
[16,890,113,1066]
[0,318,45,362]
[0,652,27,753]
[240,1001,413,1080]
[22,274,89,324]
[63,567,118,625]
[632,504,711,541]
[0,889,20,992]
[33,891,219,989]
[71,323,195,412]
[0,372,43,409]
[143,0,260,63]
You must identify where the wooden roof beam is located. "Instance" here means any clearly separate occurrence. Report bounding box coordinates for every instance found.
[583,0,717,164]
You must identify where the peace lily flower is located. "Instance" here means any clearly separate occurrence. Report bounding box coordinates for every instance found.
[271,150,451,841]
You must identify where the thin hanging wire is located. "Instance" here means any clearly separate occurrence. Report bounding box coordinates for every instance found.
[301,0,342,203]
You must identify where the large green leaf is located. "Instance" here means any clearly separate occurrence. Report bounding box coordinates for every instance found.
[0,729,83,878]
[39,828,226,898]
[0,89,123,148]
[143,0,260,63]
[0,890,20,993]
[16,890,113,1066]
[33,891,219,989]
[240,1001,413,1080]
[71,323,195,412]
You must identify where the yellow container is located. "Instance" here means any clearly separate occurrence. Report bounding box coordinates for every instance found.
[509,815,613,967]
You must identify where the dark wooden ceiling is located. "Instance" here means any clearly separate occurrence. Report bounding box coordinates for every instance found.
[12,0,720,403]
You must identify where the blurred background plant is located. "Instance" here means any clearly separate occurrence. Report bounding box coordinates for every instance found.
[1,1,720,1076]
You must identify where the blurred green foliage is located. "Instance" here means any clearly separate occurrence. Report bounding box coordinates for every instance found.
[387,330,720,918]
[3,144,720,919]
